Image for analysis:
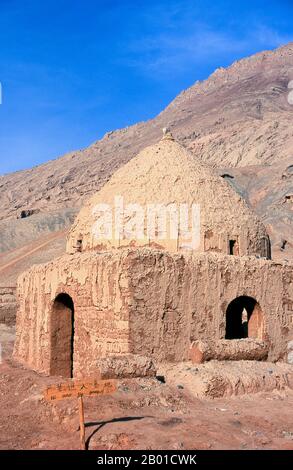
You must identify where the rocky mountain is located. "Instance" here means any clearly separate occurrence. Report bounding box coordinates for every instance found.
[0,42,292,283]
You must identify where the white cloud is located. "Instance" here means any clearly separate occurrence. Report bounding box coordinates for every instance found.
[253,25,293,48]
[118,19,293,78]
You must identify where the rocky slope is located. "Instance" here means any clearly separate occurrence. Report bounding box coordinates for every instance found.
[0,42,292,268]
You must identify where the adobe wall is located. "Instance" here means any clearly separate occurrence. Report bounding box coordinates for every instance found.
[13,251,133,377]
[13,248,293,378]
[0,287,17,326]
[127,250,293,362]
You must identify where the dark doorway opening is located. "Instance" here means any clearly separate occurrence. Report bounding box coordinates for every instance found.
[225,296,264,340]
[50,293,74,377]
[229,239,239,255]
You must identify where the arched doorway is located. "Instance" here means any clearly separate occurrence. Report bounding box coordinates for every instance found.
[50,293,74,377]
[225,296,264,340]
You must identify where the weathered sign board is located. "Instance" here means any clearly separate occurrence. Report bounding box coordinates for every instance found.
[44,378,117,450]
[44,378,117,401]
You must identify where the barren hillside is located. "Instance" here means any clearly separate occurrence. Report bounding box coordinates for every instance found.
[0,42,292,277]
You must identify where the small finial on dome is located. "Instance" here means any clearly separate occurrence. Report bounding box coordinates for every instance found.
[161,127,175,141]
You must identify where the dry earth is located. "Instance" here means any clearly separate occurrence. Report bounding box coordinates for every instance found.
[0,327,293,450]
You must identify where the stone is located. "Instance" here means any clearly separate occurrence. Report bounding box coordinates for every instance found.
[17,209,40,219]
[189,339,269,364]
[96,355,156,379]
[287,350,293,365]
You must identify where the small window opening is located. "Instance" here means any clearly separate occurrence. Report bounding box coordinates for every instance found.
[76,239,83,252]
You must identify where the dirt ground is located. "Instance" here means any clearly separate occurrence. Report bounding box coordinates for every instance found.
[0,325,293,451]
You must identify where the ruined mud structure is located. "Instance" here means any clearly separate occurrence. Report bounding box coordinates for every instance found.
[13,132,293,378]
[0,287,17,326]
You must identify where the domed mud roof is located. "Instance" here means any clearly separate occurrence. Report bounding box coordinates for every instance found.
[67,131,270,258]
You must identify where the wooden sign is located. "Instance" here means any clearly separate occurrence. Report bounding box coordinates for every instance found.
[44,378,117,402]
[44,378,117,450]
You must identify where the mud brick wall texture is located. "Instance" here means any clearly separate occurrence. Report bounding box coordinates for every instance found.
[13,248,293,377]
[0,287,17,326]
[67,138,270,259]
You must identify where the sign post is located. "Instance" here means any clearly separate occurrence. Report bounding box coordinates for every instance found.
[78,396,86,450]
[44,378,117,450]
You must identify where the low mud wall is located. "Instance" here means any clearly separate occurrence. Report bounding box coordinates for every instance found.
[189,339,269,364]
[0,287,17,326]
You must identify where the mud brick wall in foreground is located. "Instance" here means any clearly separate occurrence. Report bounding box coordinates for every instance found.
[13,249,293,377]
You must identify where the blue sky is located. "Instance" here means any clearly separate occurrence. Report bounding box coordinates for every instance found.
[0,0,292,175]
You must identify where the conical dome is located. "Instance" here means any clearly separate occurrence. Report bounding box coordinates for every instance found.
[67,133,271,258]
